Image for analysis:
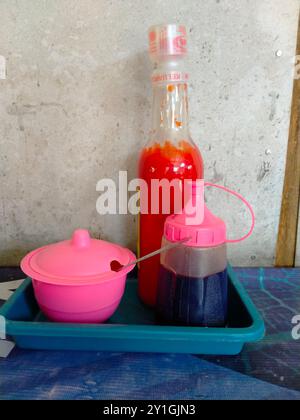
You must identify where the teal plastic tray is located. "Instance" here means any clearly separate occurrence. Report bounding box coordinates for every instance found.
[0,266,265,355]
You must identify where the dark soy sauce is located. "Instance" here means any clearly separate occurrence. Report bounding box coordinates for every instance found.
[156,265,228,327]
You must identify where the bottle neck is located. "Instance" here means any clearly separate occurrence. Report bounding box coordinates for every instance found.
[151,81,190,141]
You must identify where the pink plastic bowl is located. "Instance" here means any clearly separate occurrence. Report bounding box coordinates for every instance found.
[31,272,128,323]
[21,229,136,323]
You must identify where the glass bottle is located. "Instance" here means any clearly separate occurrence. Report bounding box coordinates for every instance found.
[138,24,204,307]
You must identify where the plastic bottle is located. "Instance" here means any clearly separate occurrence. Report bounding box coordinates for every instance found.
[156,181,255,327]
[138,24,204,307]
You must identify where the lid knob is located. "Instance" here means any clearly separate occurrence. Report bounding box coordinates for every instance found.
[71,229,91,249]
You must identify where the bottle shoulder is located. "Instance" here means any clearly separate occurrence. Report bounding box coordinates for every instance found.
[143,133,198,149]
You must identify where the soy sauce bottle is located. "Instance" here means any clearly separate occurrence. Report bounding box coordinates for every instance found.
[156,181,255,327]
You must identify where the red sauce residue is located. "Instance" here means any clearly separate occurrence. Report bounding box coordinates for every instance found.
[138,140,204,306]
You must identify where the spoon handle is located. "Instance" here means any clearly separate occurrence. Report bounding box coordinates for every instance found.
[121,237,190,270]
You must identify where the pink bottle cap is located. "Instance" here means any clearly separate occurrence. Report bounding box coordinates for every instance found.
[21,229,136,286]
[149,24,187,60]
[164,181,255,248]
[165,206,227,248]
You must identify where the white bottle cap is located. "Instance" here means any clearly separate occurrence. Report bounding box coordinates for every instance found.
[148,24,187,61]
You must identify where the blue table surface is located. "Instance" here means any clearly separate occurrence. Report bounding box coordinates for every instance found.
[0,267,299,400]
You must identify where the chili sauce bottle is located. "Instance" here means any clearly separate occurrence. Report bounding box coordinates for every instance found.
[138,24,204,306]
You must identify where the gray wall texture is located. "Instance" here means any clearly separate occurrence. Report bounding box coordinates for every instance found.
[0,0,299,266]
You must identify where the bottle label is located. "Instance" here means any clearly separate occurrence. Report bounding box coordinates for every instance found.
[152,71,189,85]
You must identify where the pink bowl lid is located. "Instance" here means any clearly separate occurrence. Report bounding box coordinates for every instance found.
[21,229,136,286]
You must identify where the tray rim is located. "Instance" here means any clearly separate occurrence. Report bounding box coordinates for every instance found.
[0,266,265,345]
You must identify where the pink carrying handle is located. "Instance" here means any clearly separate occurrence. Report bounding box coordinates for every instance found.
[204,182,255,243]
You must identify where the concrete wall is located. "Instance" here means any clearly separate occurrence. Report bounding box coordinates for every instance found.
[0,0,299,266]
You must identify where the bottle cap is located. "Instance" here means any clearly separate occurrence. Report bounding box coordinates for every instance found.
[149,24,187,60]
[164,182,255,247]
